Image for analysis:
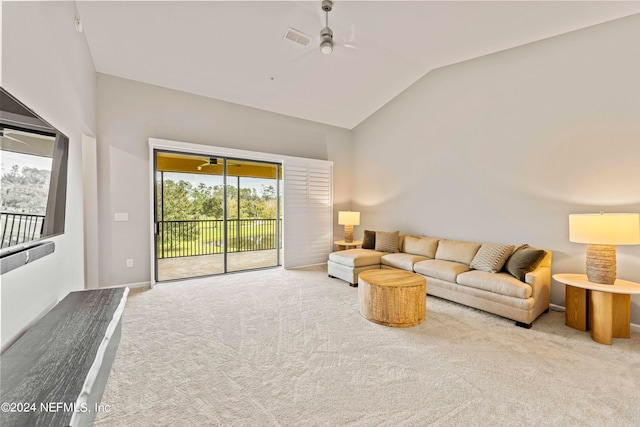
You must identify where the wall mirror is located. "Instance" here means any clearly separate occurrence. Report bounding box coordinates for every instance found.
[0,87,69,261]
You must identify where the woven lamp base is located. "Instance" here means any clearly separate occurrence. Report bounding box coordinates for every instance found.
[344,225,354,243]
[586,244,616,285]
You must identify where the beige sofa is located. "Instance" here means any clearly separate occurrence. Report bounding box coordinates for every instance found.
[328,234,551,328]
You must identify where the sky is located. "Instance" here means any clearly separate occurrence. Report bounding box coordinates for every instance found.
[1,151,52,176]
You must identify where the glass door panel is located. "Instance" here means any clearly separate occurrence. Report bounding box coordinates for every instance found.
[155,151,225,281]
[226,159,280,272]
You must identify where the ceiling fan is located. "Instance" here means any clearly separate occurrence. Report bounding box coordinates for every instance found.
[197,158,218,171]
[197,158,241,171]
[0,128,29,145]
[285,0,358,60]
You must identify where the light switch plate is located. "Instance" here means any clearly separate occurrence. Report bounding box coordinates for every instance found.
[114,213,129,222]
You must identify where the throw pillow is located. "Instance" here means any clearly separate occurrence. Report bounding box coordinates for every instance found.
[435,240,482,265]
[470,243,515,273]
[362,230,376,249]
[375,231,399,253]
[504,244,546,281]
[404,236,439,258]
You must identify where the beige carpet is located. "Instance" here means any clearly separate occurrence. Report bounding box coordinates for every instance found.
[95,266,640,426]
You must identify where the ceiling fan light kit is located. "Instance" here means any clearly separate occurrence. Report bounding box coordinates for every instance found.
[320,26,333,54]
[320,40,333,55]
[320,0,334,55]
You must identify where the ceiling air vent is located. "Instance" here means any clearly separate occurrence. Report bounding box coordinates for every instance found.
[283,27,311,47]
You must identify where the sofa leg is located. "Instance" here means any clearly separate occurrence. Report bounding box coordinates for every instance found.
[349,283,358,288]
[515,321,532,329]
[328,274,334,278]
[543,308,550,314]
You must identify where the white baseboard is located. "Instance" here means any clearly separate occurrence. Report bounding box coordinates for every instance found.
[548,303,640,332]
[101,281,151,290]
[288,263,327,270]
[549,303,565,312]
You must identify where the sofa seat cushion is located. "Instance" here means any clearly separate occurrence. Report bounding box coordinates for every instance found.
[329,249,386,267]
[456,270,532,299]
[381,253,430,271]
[413,259,471,282]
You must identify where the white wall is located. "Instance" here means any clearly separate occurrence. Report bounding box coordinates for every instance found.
[96,74,351,287]
[352,15,640,323]
[1,1,96,348]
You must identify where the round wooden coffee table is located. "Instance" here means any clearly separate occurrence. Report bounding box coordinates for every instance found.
[358,270,426,327]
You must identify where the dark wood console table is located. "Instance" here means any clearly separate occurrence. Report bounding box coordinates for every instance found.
[0,288,128,426]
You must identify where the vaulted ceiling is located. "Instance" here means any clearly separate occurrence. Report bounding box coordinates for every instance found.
[76,1,640,129]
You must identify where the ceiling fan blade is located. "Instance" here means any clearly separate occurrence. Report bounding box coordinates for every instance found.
[290,48,318,64]
[336,29,360,51]
[196,158,242,169]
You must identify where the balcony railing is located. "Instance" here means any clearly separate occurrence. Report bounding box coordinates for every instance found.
[1,212,46,249]
[158,218,281,259]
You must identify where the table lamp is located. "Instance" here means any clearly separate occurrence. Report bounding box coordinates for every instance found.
[338,211,360,243]
[569,213,640,284]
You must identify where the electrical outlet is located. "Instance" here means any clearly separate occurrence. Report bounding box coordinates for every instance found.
[126,259,133,268]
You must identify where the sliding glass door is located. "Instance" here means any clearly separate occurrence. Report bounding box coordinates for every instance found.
[154,150,281,282]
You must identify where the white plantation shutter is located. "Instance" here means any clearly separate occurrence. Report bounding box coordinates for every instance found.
[283,161,333,268]
[283,166,309,268]
[307,167,332,264]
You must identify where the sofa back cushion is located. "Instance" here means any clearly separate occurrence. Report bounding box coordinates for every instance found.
[362,230,376,249]
[470,243,515,273]
[404,236,439,258]
[435,240,481,265]
[398,234,406,252]
[375,231,400,253]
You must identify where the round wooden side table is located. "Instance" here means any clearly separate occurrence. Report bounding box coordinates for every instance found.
[358,269,426,328]
[334,240,362,251]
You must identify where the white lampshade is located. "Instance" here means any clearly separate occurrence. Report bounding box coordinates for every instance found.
[338,211,360,226]
[569,213,640,245]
